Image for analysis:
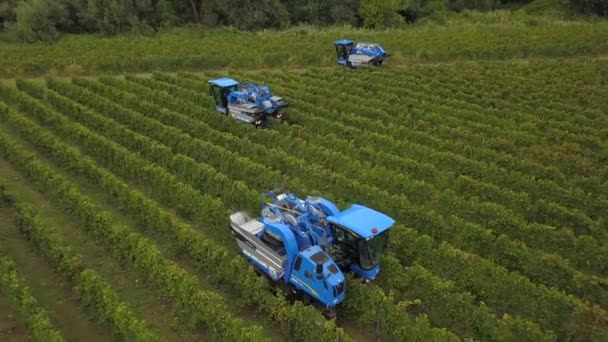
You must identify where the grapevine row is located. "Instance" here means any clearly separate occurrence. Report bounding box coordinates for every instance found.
[355,67,607,143]
[266,94,608,272]
[276,101,608,277]
[0,181,164,341]
[377,254,554,341]
[0,253,65,342]
[42,78,556,341]
[254,72,606,239]
[21,80,459,341]
[268,71,606,228]
[177,71,607,257]
[276,67,606,196]
[297,68,606,184]
[388,226,608,341]
[0,100,269,341]
[1,84,357,341]
[138,73,604,292]
[350,68,607,183]
[416,61,608,127]
[95,75,608,337]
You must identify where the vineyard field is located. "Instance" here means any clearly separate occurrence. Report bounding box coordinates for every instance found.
[2,24,608,78]
[0,57,607,341]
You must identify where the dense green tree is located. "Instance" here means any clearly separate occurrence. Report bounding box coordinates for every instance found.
[0,0,18,29]
[2,0,605,42]
[421,0,449,21]
[328,0,360,25]
[358,0,409,28]
[570,0,608,15]
[172,0,202,24]
[282,0,360,25]
[70,0,176,34]
[210,0,289,30]
[446,0,500,11]
[68,0,126,33]
[284,0,329,25]
[8,0,67,42]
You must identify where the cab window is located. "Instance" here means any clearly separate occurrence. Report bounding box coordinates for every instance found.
[294,256,302,271]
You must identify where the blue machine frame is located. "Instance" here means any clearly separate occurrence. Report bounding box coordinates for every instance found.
[229,209,346,314]
[208,77,288,127]
[208,77,267,128]
[261,190,395,282]
[334,39,390,68]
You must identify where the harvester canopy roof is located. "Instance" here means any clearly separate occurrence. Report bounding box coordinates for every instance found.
[327,204,394,239]
[209,77,239,88]
[334,39,354,46]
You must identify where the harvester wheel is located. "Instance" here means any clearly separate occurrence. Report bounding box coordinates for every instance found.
[299,292,312,304]
[323,307,338,321]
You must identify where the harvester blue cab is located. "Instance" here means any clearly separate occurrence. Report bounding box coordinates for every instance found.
[208,77,289,128]
[334,39,390,68]
[229,190,395,317]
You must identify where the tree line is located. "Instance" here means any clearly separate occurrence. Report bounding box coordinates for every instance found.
[1,0,606,42]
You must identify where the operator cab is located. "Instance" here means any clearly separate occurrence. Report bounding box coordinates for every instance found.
[291,247,346,309]
[208,77,239,114]
[334,39,354,67]
[327,204,395,281]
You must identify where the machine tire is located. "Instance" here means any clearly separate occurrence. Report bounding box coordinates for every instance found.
[299,291,312,305]
[322,307,338,321]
